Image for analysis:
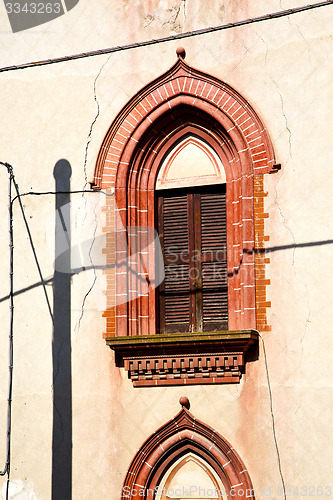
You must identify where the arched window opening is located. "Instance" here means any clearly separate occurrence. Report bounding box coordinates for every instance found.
[97,54,279,386]
[156,135,228,334]
[155,453,226,499]
[121,406,255,500]
[156,134,226,190]
[116,104,255,336]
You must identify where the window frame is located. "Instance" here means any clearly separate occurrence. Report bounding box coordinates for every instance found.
[115,119,257,337]
[107,117,259,386]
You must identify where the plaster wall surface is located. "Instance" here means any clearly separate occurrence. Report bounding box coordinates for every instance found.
[0,1,332,498]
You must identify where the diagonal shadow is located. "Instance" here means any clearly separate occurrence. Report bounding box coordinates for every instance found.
[1,239,333,303]
[229,239,333,276]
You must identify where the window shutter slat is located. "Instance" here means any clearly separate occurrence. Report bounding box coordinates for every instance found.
[201,188,228,330]
[159,194,190,333]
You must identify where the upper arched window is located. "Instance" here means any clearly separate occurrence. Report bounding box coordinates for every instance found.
[94,53,279,386]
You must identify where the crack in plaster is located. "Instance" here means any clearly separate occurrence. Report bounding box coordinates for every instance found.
[183,0,187,21]
[164,0,186,30]
[256,33,269,65]
[259,333,287,500]
[144,1,186,30]
[82,55,112,189]
[270,76,292,160]
[272,175,311,375]
[226,47,250,77]
[274,186,311,362]
[143,0,187,33]
[288,17,313,65]
[269,72,312,366]
[168,0,182,25]
[75,202,98,332]
[77,55,112,332]
[296,278,312,372]
[256,14,311,360]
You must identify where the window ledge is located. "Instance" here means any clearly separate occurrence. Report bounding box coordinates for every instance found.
[106,330,258,387]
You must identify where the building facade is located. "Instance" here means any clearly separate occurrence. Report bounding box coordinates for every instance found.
[0,1,333,498]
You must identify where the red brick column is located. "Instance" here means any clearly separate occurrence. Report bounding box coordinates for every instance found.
[254,175,272,332]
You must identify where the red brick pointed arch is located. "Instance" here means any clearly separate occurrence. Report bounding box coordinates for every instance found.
[121,407,255,499]
[93,57,276,190]
[94,56,278,340]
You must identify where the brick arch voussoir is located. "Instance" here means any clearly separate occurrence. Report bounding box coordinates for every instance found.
[165,74,275,175]
[112,95,257,194]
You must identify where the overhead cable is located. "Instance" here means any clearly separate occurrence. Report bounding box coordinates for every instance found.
[0,0,332,73]
[0,162,14,500]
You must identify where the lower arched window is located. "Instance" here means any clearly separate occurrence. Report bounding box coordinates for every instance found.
[155,453,227,499]
[121,406,255,500]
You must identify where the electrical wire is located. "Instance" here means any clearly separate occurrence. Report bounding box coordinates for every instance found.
[11,189,113,201]
[0,0,332,73]
[0,163,13,500]
[11,181,55,323]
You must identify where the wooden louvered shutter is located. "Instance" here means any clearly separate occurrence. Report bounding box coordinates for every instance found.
[158,192,190,333]
[201,187,228,331]
[158,185,228,334]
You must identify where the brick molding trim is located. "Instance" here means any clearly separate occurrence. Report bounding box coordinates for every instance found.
[121,405,255,499]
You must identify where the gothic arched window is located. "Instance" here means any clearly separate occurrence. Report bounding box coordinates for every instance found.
[121,405,255,500]
[94,53,279,386]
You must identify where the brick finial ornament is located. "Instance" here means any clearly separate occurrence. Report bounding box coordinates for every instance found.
[179,396,190,408]
[121,406,255,499]
[176,46,186,59]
